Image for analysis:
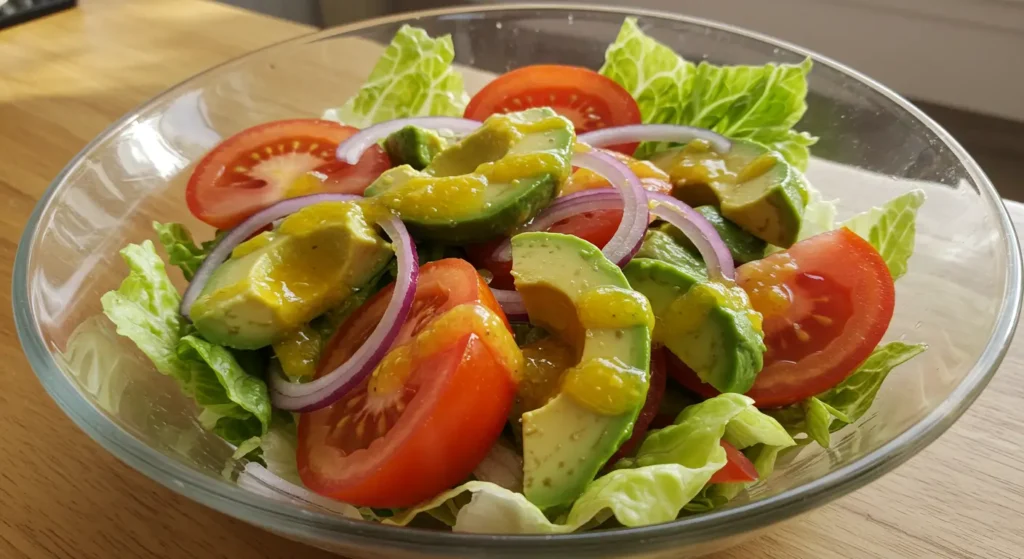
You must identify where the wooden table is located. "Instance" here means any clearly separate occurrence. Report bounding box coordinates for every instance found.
[1,2,1021,558]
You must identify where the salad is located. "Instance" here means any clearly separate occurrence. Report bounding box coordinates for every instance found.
[101,19,928,533]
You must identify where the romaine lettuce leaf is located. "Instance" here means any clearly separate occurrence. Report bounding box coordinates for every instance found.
[101,241,272,446]
[388,394,791,533]
[326,25,469,127]
[599,18,816,169]
[769,342,927,447]
[599,17,694,126]
[153,222,220,281]
[841,189,926,280]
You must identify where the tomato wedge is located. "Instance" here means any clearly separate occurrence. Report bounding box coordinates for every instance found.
[668,229,896,408]
[297,259,518,507]
[708,441,759,484]
[464,65,642,154]
[606,348,667,467]
[186,119,390,229]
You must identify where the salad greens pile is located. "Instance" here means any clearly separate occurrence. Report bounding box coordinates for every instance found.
[95,17,930,534]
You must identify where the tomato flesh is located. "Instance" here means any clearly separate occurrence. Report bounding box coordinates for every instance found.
[297,260,517,507]
[667,229,896,408]
[464,65,642,154]
[709,441,759,484]
[186,119,390,229]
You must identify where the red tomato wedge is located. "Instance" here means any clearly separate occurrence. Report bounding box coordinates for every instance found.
[708,441,759,484]
[297,259,517,508]
[186,119,390,229]
[464,65,642,154]
[668,229,896,408]
[606,348,667,467]
[466,174,671,290]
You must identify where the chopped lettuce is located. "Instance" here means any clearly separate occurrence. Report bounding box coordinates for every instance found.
[325,25,469,127]
[842,189,926,280]
[769,342,927,447]
[600,18,816,168]
[153,222,221,281]
[388,394,791,533]
[101,241,272,446]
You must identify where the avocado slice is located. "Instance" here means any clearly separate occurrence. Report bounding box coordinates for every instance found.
[624,256,765,395]
[365,108,574,243]
[650,139,806,248]
[190,201,392,349]
[512,232,652,510]
[383,125,450,171]
[657,206,767,264]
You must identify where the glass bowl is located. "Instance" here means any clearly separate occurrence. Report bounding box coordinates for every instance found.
[12,4,1021,558]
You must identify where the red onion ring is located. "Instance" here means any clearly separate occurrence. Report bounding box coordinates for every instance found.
[270,213,417,412]
[565,150,649,266]
[490,288,528,323]
[489,189,624,262]
[577,124,732,154]
[647,192,735,280]
[335,117,482,165]
[180,193,364,320]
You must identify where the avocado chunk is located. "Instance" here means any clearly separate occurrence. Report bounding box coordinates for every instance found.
[383,125,450,171]
[190,201,392,349]
[624,255,765,395]
[365,108,574,243]
[649,139,805,247]
[512,232,653,510]
[634,228,707,278]
[657,206,767,264]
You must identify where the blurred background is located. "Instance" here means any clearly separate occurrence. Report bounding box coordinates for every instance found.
[218,0,1023,201]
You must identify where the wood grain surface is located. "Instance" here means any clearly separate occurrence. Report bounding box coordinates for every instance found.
[1,1,1022,558]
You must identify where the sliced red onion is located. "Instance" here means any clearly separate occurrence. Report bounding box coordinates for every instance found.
[237,463,362,519]
[570,150,649,267]
[647,192,735,280]
[270,213,417,412]
[335,117,482,165]
[490,189,624,262]
[578,124,732,155]
[491,288,528,323]
[180,193,363,320]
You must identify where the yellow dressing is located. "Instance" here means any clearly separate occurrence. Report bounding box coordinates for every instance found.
[740,253,799,319]
[273,325,321,379]
[576,286,654,331]
[232,231,274,259]
[660,280,763,340]
[368,303,524,398]
[518,337,576,413]
[286,172,325,198]
[560,357,646,416]
[372,174,489,220]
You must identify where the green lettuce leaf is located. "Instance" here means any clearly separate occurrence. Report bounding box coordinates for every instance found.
[153,222,221,281]
[326,25,469,127]
[388,394,791,533]
[599,18,816,168]
[101,242,272,447]
[841,189,926,280]
[769,342,927,447]
[599,17,695,126]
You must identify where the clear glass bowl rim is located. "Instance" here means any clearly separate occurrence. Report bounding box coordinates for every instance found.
[12,3,1022,553]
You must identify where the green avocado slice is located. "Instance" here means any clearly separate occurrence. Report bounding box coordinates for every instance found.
[512,232,652,510]
[365,108,574,243]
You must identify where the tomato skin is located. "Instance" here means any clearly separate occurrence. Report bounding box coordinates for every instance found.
[667,229,896,409]
[297,260,517,507]
[300,334,515,507]
[606,348,667,466]
[709,441,759,484]
[185,119,390,229]
[464,65,642,155]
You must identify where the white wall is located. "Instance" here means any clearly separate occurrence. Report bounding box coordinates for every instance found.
[470,0,1024,122]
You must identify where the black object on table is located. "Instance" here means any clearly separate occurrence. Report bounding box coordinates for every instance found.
[0,0,76,30]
